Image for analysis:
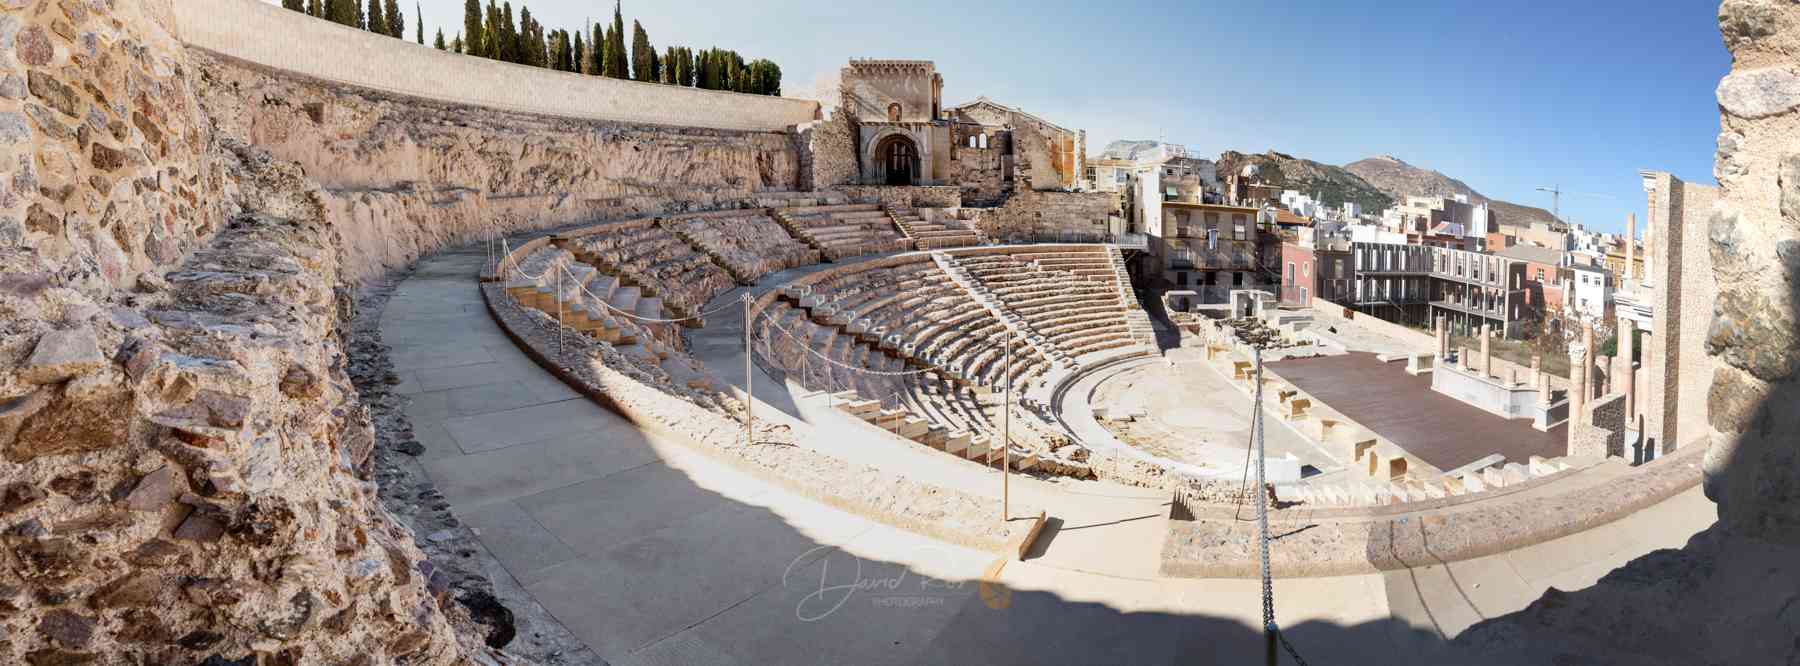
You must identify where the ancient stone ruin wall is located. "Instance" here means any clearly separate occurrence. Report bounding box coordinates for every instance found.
[192,52,804,286]
[172,0,818,132]
[974,188,1117,243]
[0,0,227,295]
[1706,0,1800,544]
[796,110,858,191]
[1,1,485,661]
[835,185,961,208]
[950,145,1008,207]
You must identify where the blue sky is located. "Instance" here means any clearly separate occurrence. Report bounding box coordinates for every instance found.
[273,0,1730,235]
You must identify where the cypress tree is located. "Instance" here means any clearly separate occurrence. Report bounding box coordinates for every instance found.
[574,32,587,74]
[384,0,403,38]
[435,29,447,50]
[660,46,676,84]
[282,0,304,12]
[365,0,385,35]
[499,3,516,63]
[605,2,628,78]
[463,0,483,58]
[630,20,653,82]
[416,3,424,43]
[452,32,464,53]
[515,6,532,65]
[587,25,602,74]
[599,25,614,77]
[307,0,322,17]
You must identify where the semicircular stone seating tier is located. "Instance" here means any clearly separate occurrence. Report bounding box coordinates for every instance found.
[951,246,1154,365]
[754,245,1162,475]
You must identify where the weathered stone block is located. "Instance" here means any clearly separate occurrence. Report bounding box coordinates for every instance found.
[20,328,106,384]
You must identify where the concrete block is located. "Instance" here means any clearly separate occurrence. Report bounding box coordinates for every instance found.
[1481,467,1506,489]
[1501,463,1531,485]
[1461,473,1487,493]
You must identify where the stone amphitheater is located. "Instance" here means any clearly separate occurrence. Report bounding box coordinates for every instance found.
[1,0,1796,664]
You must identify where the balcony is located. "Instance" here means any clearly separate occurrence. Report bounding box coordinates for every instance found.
[1431,299,1503,318]
[1170,249,1257,270]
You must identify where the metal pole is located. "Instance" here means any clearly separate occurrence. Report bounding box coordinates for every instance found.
[556,267,564,364]
[1002,327,1012,522]
[744,294,754,448]
[1253,345,1275,666]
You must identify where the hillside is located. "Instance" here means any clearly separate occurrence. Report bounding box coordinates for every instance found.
[1343,155,1560,228]
[1216,150,1395,213]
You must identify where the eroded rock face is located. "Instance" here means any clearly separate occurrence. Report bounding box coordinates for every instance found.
[190,50,802,286]
[0,1,480,662]
[1707,0,1800,545]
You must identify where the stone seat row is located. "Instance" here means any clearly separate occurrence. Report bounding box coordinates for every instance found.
[885,204,983,251]
[756,301,1000,451]
[563,222,737,321]
[502,248,720,392]
[663,211,821,282]
[772,204,913,261]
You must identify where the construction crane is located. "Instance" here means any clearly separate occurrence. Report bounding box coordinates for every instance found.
[1536,185,1563,225]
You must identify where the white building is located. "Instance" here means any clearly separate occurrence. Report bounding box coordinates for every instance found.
[1565,263,1612,323]
[1342,201,1362,219]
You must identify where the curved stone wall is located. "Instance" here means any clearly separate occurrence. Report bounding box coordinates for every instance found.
[170,0,819,132]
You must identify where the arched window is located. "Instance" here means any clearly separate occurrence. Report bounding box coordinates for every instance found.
[887,103,902,122]
[978,133,989,149]
[967,136,977,148]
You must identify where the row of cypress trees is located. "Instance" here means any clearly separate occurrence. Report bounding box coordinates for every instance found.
[280,1,782,97]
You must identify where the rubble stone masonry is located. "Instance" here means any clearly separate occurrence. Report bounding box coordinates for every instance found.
[1707,0,1800,544]
[1,0,480,647]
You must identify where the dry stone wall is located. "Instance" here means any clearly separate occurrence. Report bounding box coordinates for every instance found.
[193,51,804,286]
[1707,0,1800,544]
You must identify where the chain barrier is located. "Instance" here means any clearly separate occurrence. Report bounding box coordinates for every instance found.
[757,311,957,377]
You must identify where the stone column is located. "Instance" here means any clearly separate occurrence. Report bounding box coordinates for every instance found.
[1581,322,1596,401]
[1436,315,1448,358]
[1462,346,1474,370]
[1533,355,1549,407]
[1479,323,1492,379]
[1618,316,1636,423]
[1624,213,1636,286]
[1567,339,1588,453]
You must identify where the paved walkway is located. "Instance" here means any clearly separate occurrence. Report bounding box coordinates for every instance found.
[386,246,1718,665]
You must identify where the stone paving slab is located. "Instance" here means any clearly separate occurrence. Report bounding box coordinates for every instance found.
[458,499,582,580]
[514,461,743,555]
[440,398,620,452]
[425,425,660,508]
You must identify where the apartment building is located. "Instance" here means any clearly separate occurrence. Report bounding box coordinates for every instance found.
[1424,245,1530,338]
[1280,227,1352,307]
[1150,201,1273,299]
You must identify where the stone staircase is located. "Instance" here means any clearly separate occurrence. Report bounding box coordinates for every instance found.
[884,204,983,250]
[1107,245,1157,348]
[932,252,1074,373]
[770,204,914,261]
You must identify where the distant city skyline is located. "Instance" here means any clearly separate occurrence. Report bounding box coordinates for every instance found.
[262,0,1728,235]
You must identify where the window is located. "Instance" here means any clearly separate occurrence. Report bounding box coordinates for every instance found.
[1233,214,1247,241]
[1114,169,1126,184]
[1207,229,1218,251]
[1287,262,1296,284]
[1302,262,1310,278]
[1205,211,1220,231]
[1233,272,1244,286]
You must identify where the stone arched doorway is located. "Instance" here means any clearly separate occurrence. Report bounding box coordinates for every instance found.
[876,135,918,186]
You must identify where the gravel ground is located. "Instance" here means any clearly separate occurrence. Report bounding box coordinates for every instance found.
[347,265,599,665]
